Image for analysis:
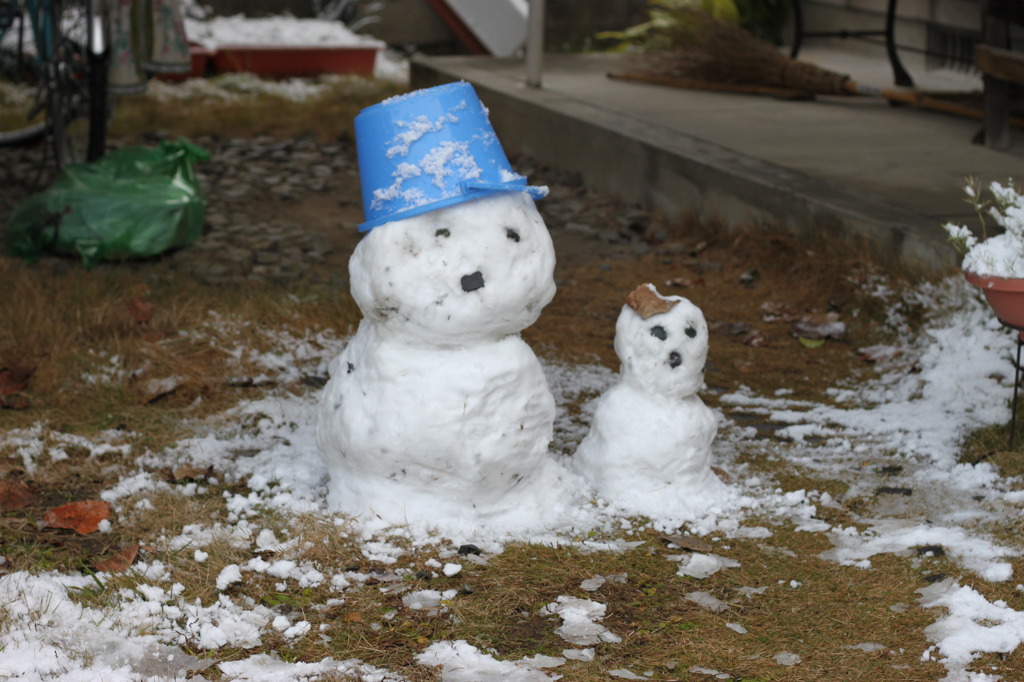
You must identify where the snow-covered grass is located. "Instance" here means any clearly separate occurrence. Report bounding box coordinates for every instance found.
[2,252,1024,680]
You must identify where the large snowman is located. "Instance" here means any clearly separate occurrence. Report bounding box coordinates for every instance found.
[316,82,566,527]
[571,284,727,517]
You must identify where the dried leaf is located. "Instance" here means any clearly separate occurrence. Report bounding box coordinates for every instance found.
[0,480,38,511]
[711,465,732,483]
[344,612,364,623]
[127,298,154,323]
[742,330,768,347]
[626,284,677,319]
[0,366,33,395]
[43,500,110,534]
[665,276,704,288]
[1,394,32,410]
[733,360,768,374]
[760,301,799,323]
[171,464,214,482]
[661,533,714,553]
[94,544,155,573]
[711,321,750,336]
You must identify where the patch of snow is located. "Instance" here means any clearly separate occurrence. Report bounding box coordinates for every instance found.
[562,648,595,661]
[672,552,741,579]
[685,591,730,613]
[184,14,384,50]
[541,596,621,645]
[416,640,559,681]
[218,653,400,681]
[773,651,802,666]
[848,642,888,652]
[820,519,1015,582]
[919,579,1024,680]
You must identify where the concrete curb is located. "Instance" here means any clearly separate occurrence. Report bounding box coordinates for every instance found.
[411,55,959,276]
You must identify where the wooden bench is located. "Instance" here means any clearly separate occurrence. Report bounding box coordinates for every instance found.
[976,1,1024,149]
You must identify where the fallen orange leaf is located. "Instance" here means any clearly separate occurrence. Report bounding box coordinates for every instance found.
[0,480,38,511]
[344,612,364,623]
[126,298,154,323]
[0,394,32,410]
[95,544,155,573]
[0,366,33,395]
[171,464,214,482]
[711,466,733,483]
[43,500,110,534]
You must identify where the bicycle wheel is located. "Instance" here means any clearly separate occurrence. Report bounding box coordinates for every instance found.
[48,0,108,168]
[0,3,48,147]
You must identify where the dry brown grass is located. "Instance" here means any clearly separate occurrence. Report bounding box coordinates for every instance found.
[0,257,359,433]
[530,215,912,406]
[0,83,1019,680]
[109,76,406,143]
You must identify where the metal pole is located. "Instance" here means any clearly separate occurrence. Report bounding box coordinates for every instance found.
[1012,334,1022,449]
[525,0,545,88]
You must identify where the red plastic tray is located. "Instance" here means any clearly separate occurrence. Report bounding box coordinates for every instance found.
[211,45,379,77]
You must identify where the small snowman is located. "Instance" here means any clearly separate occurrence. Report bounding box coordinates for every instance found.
[571,284,726,516]
[316,82,565,527]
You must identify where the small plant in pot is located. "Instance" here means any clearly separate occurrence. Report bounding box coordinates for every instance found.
[944,177,1024,329]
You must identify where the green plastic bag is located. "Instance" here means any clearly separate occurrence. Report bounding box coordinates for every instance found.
[6,139,210,266]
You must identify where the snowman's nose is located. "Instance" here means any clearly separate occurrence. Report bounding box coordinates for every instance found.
[461,271,485,292]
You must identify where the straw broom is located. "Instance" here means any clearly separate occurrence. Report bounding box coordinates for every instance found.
[610,7,851,95]
[608,7,1020,125]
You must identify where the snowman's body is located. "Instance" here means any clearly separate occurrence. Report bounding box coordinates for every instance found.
[579,385,718,500]
[317,192,561,524]
[572,285,725,515]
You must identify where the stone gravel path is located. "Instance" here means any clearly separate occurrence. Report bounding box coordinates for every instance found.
[0,133,684,285]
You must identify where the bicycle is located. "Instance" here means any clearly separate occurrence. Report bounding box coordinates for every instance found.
[0,0,108,171]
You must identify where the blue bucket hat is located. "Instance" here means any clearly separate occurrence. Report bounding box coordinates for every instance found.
[354,81,548,232]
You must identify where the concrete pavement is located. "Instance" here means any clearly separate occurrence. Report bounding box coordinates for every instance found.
[410,44,1024,275]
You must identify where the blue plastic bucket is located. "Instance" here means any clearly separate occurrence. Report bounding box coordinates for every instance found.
[354,81,548,231]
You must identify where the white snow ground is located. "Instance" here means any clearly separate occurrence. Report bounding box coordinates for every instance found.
[2,275,1024,681]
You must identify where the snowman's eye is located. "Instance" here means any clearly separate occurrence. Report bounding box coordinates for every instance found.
[649,326,667,341]
[505,228,520,242]
[435,228,450,238]
[685,326,697,338]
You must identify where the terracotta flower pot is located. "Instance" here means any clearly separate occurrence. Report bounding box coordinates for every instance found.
[965,270,1024,329]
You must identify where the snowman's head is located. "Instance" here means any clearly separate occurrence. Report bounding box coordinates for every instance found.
[349,192,556,346]
[614,284,708,398]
